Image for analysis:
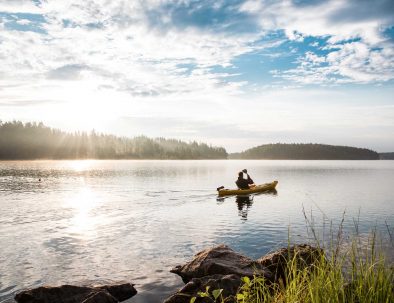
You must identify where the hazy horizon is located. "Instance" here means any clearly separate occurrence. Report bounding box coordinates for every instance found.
[1,119,392,154]
[1,1,394,153]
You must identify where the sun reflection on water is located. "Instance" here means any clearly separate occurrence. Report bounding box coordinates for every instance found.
[69,160,96,172]
[66,186,101,237]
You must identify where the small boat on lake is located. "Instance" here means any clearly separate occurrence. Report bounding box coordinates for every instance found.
[217,180,278,197]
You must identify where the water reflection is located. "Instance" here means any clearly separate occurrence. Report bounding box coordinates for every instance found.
[218,189,278,221]
[238,190,278,220]
[69,160,96,172]
[235,195,254,221]
[1,160,394,303]
[65,186,100,237]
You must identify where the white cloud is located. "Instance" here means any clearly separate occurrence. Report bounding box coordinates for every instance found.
[240,0,394,84]
[0,0,270,104]
[275,41,394,84]
[1,0,394,151]
[241,0,393,44]
[0,0,41,14]
[2,0,393,96]
[15,19,32,25]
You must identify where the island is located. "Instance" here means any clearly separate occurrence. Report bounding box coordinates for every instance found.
[379,152,394,160]
[229,143,380,160]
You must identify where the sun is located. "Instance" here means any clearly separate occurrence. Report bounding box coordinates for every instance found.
[49,81,125,132]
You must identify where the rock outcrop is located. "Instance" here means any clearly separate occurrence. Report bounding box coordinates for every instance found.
[14,244,322,303]
[166,244,272,303]
[164,274,241,303]
[170,244,271,283]
[257,244,323,282]
[14,283,137,303]
[166,244,321,303]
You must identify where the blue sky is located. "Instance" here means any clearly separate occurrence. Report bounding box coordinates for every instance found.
[0,0,394,152]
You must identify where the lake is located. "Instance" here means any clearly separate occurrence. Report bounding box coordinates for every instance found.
[1,160,393,302]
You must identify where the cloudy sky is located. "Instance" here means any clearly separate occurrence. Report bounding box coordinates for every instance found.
[1,0,394,152]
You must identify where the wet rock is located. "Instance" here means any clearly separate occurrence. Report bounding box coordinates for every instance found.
[14,283,137,303]
[165,244,323,303]
[257,244,323,283]
[170,244,271,283]
[81,291,117,303]
[15,285,93,303]
[96,283,137,302]
[163,274,241,303]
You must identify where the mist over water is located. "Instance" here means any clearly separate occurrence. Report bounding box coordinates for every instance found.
[1,160,393,302]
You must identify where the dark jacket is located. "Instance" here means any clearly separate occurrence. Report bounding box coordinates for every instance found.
[245,173,254,185]
[236,176,250,189]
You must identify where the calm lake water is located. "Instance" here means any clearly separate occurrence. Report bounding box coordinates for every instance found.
[1,160,394,302]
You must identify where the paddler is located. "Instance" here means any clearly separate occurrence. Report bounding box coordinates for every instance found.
[236,169,256,189]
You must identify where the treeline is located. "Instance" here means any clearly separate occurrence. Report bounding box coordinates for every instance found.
[0,121,227,160]
[229,143,380,160]
[379,153,394,160]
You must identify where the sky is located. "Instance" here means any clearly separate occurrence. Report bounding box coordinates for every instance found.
[0,0,394,152]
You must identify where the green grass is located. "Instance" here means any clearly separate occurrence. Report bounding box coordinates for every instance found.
[236,241,393,303]
[235,211,394,303]
[192,211,394,303]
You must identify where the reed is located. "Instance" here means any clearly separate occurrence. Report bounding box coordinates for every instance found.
[236,210,394,303]
[192,211,394,303]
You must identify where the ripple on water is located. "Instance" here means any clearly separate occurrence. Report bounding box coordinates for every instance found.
[1,160,394,303]
[0,285,17,298]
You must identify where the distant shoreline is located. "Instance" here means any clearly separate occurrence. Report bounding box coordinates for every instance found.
[1,121,393,160]
[229,143,385,160]
[1,158,393,161]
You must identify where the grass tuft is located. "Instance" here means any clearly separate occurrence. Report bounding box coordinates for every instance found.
[191,211,394,303]
[236,211,394,303]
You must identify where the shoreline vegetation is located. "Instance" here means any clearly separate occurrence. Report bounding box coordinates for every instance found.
[164,211,394,303]
[0,120,227,160]
[230,143,380,160]
[182,237,394,303]
[13,227,394,303]
[0,120,392,160]
[230,221,394,303]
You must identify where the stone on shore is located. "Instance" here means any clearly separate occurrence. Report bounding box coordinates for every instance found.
[96,284,137,302]
[166,243,322,302]
[170,244,272,283]
[14,283,137,303]
[163,274,241,303]
[257,244,323,282]
[81,291,117,303]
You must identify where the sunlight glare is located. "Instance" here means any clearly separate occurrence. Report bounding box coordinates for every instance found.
[53,82,126,131]
[66,186,101,237]
[69,160,95,172]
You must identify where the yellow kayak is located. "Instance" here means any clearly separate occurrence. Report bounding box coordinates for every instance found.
[217,181,278,196]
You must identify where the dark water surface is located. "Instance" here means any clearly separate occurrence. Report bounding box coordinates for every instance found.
[1,160,393,302]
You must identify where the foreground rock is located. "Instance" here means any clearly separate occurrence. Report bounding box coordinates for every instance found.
[15,283,137,303]
[165,244,321,303]
[164,274,241,303]
[170,244,271,283]
[166,244,272,303]
[257,244,323,282]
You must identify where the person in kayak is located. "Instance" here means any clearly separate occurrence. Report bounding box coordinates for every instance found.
[242,169,255,186]
[236,170,256,189]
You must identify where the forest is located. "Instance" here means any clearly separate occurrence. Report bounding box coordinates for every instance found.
[229,143,380,160]
[0,121,227,160]
[1,121,389,161]
[379,152,394,160]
